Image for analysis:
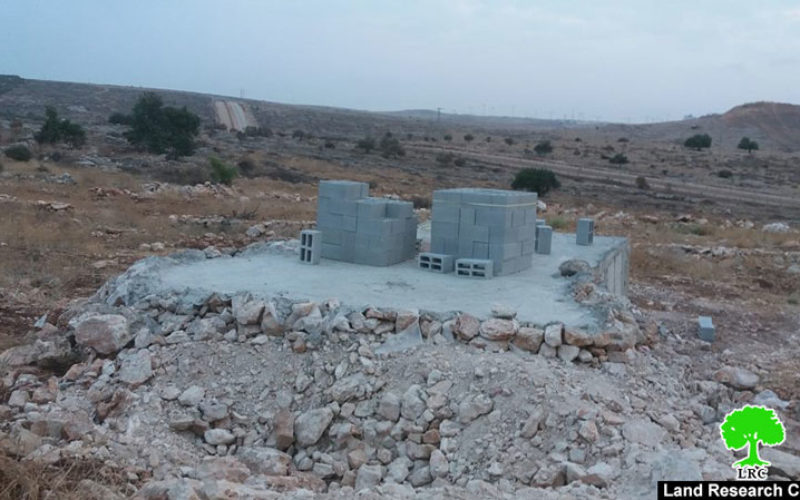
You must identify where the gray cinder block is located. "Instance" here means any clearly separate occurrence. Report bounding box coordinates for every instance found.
[299,230,322,264]
[576,218,595,246]
[418,252,454,273]
[698,316,715,342]
[455,258,493,279]
[535,225,553,255]
[319,180,369,200]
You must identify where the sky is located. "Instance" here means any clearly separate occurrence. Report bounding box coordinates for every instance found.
[2,0,799,123]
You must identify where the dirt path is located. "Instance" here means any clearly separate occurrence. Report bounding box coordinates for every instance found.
[213,100,257,132]
[409,144,800,210]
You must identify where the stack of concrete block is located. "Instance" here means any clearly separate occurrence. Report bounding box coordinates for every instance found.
[576,218,595,246]
[316,180,417,266]
[698,316,715,342]
[430,188,537,276]
[299,229,321,264]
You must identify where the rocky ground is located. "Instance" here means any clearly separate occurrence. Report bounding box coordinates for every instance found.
[1,239,799,499]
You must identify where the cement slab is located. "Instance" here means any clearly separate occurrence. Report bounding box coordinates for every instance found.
[155,233,626,332]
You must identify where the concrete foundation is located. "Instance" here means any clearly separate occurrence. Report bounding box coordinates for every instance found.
[156,233,629,331]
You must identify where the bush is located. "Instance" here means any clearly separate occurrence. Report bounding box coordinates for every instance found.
[379,133,405,158]
[718,169,733,178]
[245,126,273,138]
[35,107,87,148]
[0,161,4,173]
[117,93,201,158]
[511,168,561,196]
[324,140,335,149]
[609,153,629,165]
[635,176,650,189]
[443,134,452,142]
[292,129,305,140]
[108,112,130,125]
[435,152,455,165]
[453,157,466,167]
[411,195,431,209]
[684,133,712,150]
[4,144,32,161]
[237,158,257,177]
[737,137,759,153]
[209,156,237,186]
[547,216,568,230]
[534,140,553,155]
[504,137,514,146]
[617,137,629,143]
[355,136,376,153]
[464,134,474,142]
[486,136,492,142]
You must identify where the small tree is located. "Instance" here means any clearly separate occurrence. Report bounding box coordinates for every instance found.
[355,136,376,153]
[116,92,201,158]
[379,133,405,158]
[292,129,305,140]
[635,176,649,189]
[464,134,474,143]
[720,406,785,468]
[684,133,712,150]
[443,134,452,142]
[534,140,553,155]
[737,137,759,153]
[35,107,87,148]
[504,137,515,146]
[511,168,560,196]
[208,157,237,186]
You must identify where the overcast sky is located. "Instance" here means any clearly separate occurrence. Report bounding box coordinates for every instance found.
[2,0,799,122]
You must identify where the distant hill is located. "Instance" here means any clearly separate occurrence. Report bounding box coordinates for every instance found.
[1,75,798,150]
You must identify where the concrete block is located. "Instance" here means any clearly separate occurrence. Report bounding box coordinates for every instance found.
[534,216,546,226]
[472,241,489,259]
[431,221,460,240]
[489,242,522,261]
[432,204,461,223]
[455,258,493,279]
[698,316,715,342]
[356,198,387,220]
[342,215,357,231]
[329,199,358,216]
[299,230,321,264]
[385,200,414,219]
[521,238,535,255]
[475,207,511,228]
[459,223,489,243]
[318,211,344,229]
[432,189,463,204]
[577,218,595,246]
[319,180,369,200]
[418,252,454,273]
[321,229,344,246]
[535,225,553,255]
[321,242,343,261]
[357,218,392,236]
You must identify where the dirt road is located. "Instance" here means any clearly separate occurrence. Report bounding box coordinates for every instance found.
[409,144,800,210]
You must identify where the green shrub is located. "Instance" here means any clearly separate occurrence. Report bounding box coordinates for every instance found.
[4,145,32,161]
[35,107,86,147]
[108,112,130,125]
[379,133,405,158]
[453,157,466,167]
[511,168,560,196]
[635,176,649,189]
[292,129,305,140]
[718,169,733,178]
[324,140,335,149]
[609,153,629,165]
[237,158,257,177]
[547,216,568,230]
[684,133,712,150]
[117,92,201,158]
[534,140,553,155]
[464,134,474,142]
[209,157,237,186]
[355,136,376,153]
[504,137,514,146]
[443,134,452,142]
[435,152,454,165]
[485,136,492,142]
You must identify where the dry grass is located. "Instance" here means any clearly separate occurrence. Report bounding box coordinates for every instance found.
[0,453,133,500]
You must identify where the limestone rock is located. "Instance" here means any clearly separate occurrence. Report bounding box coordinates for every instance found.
[544,323,563,347]
[355,464,383,491]
[478,318,518,341]
[118,349,153,386]
[513,327,544,352]
[204,429,235,445]
[458,394,493,423]
[559,259,591,277]
[234,299,265,325]
[273,409,294,451]
[622,418,666,447]
[762,449,800,480]
[377,392,401,422]
[714,366,759,390]
[237,446,291,476]
[557,344,580,362]
[430,449,449,478]
[178,386,205,407]
[400,385,426,421]
[74,314,131,355]
[295,407,334,447]
[454,314,480,341]
[564,328,594,347]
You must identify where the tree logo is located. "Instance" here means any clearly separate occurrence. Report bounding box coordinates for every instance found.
[720,405,785,471]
